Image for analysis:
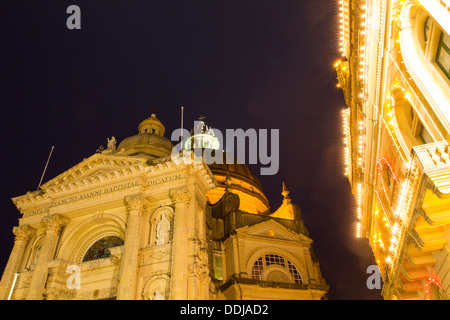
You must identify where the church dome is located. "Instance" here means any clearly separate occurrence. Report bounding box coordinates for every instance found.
[205,150,270,214]
[208,159,264,194]
[117,114,173,158]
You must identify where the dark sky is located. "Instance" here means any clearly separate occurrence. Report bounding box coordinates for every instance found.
[0,0,381,299]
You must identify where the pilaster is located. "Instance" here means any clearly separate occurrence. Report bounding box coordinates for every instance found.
[26,214,68,300]
[0,225,35,299]
[117,194,148,300]
[169,187,191,300]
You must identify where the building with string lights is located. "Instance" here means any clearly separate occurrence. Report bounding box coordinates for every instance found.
[0,114,328,300]
[336,0,450,299]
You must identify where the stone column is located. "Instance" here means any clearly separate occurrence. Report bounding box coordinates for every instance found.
[26,214,68,300]
[169,187,191,300]
[117,194,147,300]
[0,225,35,300]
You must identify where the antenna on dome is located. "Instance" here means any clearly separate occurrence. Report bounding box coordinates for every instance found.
[180,106,184,152]
[37,146,54,190]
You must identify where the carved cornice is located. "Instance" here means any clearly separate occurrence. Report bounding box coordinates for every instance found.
[12,153,216,215]
[169,187,192,204]
[11,153,149,210]
[12,224,36,242]
[407,229,425,250]
[417,208,434,226]
[41,153,147,190]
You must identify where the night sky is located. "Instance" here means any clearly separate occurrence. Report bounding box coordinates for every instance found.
[1,1,382,299]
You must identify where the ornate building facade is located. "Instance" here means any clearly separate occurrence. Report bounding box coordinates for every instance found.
[336,0,450,299]
[0,114,328,300]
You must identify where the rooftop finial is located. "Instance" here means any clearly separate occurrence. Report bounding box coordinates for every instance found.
[224,168,232,189]
[281,182,290,201]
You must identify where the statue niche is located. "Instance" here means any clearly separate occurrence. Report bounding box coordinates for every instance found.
[155,213,171,245]
[149,289,165,300]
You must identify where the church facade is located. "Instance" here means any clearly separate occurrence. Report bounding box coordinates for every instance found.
[336,0,450,299]
[0,114,328,300]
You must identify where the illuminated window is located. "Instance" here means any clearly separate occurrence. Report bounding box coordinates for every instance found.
[213,256,223,280]
[288,261,302,284]
[251,257,264,280]
[82,236,124,262]
[265,254,286,268]
[436,31,450,80]
[251,254,302,284]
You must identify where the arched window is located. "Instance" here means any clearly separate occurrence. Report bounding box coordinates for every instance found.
[288,261,303,284]
[26,236,44,270]
[436,31,450,80]
[82,236,124,262]
[251,254,303,284]
[399,4,450,130]
[391,88,433,151]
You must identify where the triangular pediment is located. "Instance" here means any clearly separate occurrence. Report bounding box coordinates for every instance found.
[236,218,312,244]
[40,153,149,191]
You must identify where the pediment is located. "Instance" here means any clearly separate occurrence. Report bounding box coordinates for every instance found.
[236,218,312,244]
[12,152,216,211]
[40,153,149,192]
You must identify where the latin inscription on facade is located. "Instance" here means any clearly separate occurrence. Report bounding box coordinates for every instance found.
[23,174,182,217]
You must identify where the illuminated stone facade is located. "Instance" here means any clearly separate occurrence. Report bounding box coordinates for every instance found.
[337,0,450,299]
[0,114,328,300]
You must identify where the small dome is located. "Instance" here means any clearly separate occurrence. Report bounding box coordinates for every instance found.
[117,114,173,158]
[138,113,165,135]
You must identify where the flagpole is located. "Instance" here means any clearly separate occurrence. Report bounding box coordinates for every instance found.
[180,106,184,152]
[37,146,54,190]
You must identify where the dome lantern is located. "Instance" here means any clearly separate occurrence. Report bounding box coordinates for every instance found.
[116,113,173,158]
[138,113,165,136]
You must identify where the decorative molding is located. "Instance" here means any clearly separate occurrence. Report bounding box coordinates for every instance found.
[407,229,425,250]
[141,273,170,300]
[140,248,171,266]
[124,194,148,212]
[169,187,192,204]
[188,262,209,280]
[42,214,69,234]
[12,153,149,210]
[12,153,215,214]
[44,287,77,300]
[12,224,35,242]
[417,208,434,226]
